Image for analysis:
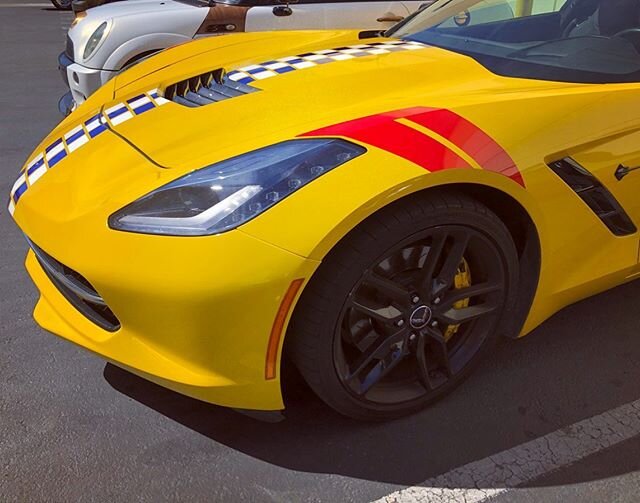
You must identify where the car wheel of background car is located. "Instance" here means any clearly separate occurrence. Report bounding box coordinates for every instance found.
[288,192,519,421]
[50,0,72,10]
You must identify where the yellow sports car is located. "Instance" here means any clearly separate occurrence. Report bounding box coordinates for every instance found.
[9,0,640,420]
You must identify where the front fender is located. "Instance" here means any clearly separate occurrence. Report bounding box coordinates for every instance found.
[240,149,541,262]
[241,143,636,341]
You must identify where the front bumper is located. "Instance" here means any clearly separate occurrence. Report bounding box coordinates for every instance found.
[58,52,115,112]
[13,130,320,413]
[24,227,317,410]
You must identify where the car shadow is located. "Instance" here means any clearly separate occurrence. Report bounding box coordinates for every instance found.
[104,279,640,487]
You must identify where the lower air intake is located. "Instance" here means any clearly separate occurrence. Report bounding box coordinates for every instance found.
[27,238,121,332]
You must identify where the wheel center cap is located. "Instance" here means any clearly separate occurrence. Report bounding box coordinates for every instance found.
[409,305,432,329]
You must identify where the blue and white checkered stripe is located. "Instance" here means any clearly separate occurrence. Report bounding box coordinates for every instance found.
[64,125,89,153]
[8,89,169,215]
[8,173,27,217]
[45,138,67,169]
[226,40,426,85]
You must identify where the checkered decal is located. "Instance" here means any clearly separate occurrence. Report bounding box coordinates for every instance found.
[8,89,169,215]
[7,41,428,214]
[226,40,427,85]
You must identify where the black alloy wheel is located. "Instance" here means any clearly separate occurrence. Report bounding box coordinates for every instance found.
[288,192,519,421]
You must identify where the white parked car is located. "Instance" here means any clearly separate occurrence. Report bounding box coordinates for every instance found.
[59,0,425,114]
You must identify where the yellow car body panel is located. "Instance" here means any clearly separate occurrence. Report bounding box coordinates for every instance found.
[9,25,640,410]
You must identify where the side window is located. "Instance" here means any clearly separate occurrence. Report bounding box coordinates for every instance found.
[528,0,568,15]
[438,1,515,28]
[438,0,568,29]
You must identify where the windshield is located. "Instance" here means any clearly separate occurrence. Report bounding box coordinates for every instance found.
[389,0,640,83]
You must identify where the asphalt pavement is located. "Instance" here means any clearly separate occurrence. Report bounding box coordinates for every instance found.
[1,2,640,502]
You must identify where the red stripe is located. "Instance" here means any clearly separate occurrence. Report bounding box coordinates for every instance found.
[301,107,524,186]
[407,108,524,186]
[301,111,471,172]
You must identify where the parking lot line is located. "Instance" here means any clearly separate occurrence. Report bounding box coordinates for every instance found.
[373,398,640,503]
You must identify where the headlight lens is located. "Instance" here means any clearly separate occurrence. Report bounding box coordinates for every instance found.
[83,21,108,61]
[109,139,366,236]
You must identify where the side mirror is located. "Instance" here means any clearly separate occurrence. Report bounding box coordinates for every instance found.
[273,5,292,16]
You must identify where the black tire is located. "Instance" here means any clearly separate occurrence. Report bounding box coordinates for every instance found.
[287,191,519,421]
[50,0,72,9]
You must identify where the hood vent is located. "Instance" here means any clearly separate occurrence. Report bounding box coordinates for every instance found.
[164,69,259,108]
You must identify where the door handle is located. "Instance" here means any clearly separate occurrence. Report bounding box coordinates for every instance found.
[377,14,404,22]
[273,5,292,16]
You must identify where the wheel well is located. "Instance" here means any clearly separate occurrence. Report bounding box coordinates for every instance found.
[445,184,538,258]
[306,183,540,339]
[281,183,542,401]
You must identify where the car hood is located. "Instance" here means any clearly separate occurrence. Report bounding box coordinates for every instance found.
[83,0,197,19]
[12,31,575,226]
[107,30,572,171]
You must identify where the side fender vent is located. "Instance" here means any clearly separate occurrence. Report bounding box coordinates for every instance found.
[164,69,259,108]
[548,157,637,236]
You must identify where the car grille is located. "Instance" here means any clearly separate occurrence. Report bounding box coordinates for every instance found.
[65,35,74,60]
[164,69,259,108]
[27,238,121,332]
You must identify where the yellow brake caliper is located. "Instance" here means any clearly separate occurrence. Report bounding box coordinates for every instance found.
[443,258,471,342]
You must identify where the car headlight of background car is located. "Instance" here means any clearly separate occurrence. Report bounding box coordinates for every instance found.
[108,139,366,236]
[83,21,109,62]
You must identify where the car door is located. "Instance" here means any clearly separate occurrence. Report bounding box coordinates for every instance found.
[244,0,414,32]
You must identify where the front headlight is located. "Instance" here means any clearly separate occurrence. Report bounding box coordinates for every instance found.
[83,21,108,61]
[109,139,366,236]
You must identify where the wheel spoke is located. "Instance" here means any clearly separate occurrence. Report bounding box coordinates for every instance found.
[418,232,447,297]
[415,333,434,390]
[425,327,453,378]
[432,231,470,299]
[439,281,502,309]
[359,345,408,395]
[415,326,453,390]
[437,301,498,325]
[350,299,402,325]
[362,272,411,307]
[345,328,409,394]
